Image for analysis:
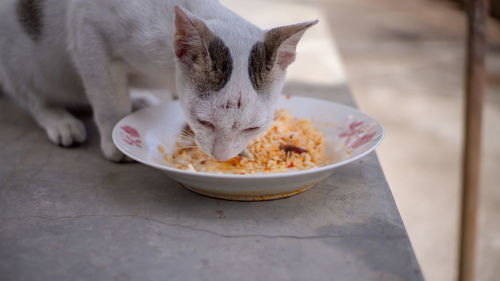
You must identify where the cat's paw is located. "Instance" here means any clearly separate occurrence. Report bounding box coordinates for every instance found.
[101,139,134,162]
[45,117,87,147]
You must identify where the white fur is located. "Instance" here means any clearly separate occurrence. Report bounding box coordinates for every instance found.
[0,0,313,161]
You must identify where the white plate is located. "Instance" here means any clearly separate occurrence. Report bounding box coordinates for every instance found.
[112,95,384,201]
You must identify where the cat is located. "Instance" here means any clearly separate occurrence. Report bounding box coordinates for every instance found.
[0,0,317,161]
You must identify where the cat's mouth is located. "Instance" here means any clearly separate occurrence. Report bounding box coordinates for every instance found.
[180,123,254,161]
[238,148,254,160]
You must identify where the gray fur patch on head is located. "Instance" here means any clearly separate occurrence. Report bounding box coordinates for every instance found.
[175,13,232,99]
[17,0,43,41]
[196,35,232,97]
[248,41,273,93]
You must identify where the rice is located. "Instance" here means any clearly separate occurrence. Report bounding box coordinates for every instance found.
[159,109,325,174]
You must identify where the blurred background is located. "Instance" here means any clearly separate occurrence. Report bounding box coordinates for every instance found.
[317,0,500,280]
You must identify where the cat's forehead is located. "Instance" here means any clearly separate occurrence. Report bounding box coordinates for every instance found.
[200,24,263,95]
[206,23,277,96]
[208,20,264,53]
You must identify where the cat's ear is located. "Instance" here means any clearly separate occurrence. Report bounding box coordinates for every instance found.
[265,20,318,70]
[173,6,213,68]
[174,6,233,95]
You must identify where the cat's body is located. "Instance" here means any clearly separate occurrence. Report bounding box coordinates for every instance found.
[0,0,316,161]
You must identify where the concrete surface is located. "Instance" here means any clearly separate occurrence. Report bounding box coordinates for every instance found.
[320,0,500,280]
[0,83,422,281]
[0,0,423,280]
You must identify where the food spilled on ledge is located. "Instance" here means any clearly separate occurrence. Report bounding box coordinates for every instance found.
[158,109,325,174]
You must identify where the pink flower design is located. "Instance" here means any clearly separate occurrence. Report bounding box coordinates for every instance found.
[338,121,377,149]
[120,126,142,148]
[351,132,376,148]
[338,121,365,146]
[121,126,140,138]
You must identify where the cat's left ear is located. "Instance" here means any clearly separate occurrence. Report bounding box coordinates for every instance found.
[173,6,212,67]
[266,20,318,70]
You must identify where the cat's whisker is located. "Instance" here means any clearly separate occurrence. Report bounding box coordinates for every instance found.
[239,148,254,160]
[177,136,194,142]
[180,127,194,134]
[176,133,195,141]
[178,131,194,138]
[178,136,194,142]
[181,146,198,149]
[180,130,194,136]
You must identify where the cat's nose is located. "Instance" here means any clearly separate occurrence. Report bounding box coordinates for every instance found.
[212,140,237,161]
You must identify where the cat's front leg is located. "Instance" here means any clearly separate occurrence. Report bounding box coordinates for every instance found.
[2,78,87,146]
[71,26,131,162]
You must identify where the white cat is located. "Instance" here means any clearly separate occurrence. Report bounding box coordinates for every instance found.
[0,0,317,161]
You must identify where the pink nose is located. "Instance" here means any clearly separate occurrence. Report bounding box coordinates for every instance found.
[212,139,237,161]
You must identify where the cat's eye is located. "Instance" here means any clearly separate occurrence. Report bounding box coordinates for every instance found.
[244,127,260,132]
[197,119,215,129]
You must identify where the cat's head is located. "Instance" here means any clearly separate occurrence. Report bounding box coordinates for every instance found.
[173,6,317,161]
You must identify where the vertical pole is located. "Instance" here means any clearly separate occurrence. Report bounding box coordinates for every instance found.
[459,0,488,281]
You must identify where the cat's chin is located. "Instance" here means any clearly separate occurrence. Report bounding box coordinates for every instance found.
[212,155,234,162]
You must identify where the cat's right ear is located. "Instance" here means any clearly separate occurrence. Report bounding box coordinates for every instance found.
[173,6,212,67]
[265,20,318,71]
